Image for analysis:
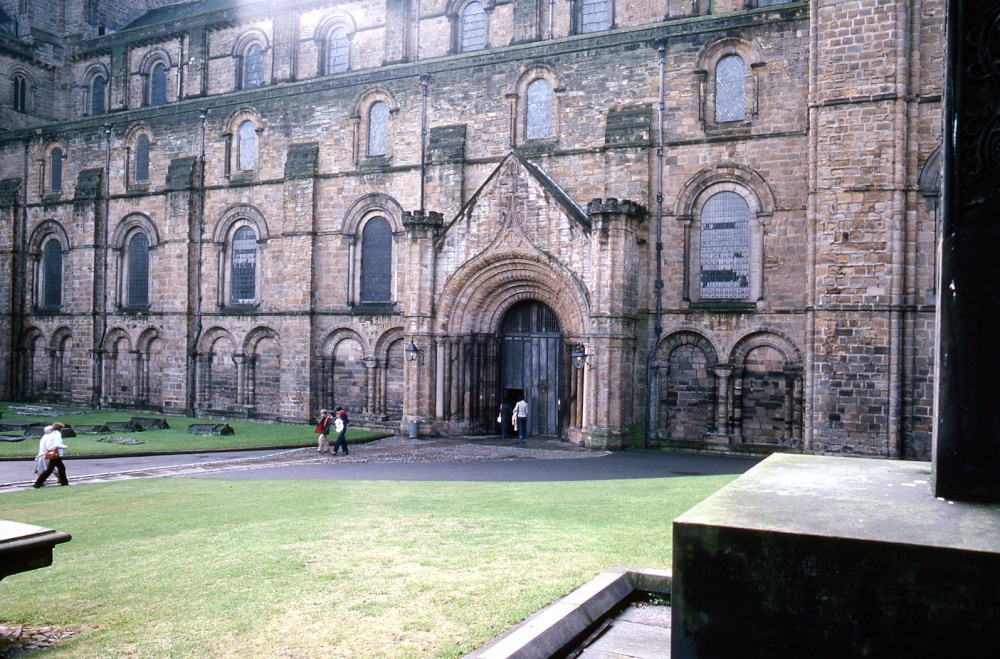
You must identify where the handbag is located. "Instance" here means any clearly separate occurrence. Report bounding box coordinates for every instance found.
[497,414,502,424]
[44,448,60,460]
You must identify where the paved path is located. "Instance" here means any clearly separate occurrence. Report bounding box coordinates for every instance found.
[1,437,759,492]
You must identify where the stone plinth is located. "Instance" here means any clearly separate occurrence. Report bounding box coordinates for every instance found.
[672,454,1000,659]
[0,520,72,582]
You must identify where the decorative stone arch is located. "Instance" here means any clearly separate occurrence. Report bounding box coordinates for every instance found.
[436,250,589,339]
[112,211,160,249]
[674,163,775,304]
[81,61,110,116]
[342,194,404,307]
[318,328,369,413]
[123,124,155,186]
[47,325,74,400]
[241,326,281,415]
[137,327,164,408]
[919,144,943,299]
[650,330,720,442]
[18,326,47,398]
[232,29,270,90]
[112,212,158,311]
[197,327,239,411]
[351,87,399,161]
[445,0,495,53]
[727,330,804,446]
[9,65,35,113]
[370,327,406,417]
[315,10,357,75]
[694,36,766,127]
[137,48,173,105]
[29,220,70,311]
[213,204,269,308]
[102,327,135,406]
[512,64,561,145]
[39,139,67,195]
[222,108,264,176]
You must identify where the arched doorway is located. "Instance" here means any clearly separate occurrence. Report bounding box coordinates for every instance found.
[500,300,563,437]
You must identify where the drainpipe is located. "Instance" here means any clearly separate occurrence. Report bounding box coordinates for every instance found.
[644,40,666,449]
[11,136,30,400]
[419,74,429,213]
[187,109,208,417]
[95,123,112,409]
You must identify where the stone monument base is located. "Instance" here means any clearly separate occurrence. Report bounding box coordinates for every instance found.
[672,454,1000,658]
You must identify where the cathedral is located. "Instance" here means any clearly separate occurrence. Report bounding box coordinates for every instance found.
[0,0,943,457]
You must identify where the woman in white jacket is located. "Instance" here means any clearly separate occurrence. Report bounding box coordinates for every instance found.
[34,422,69,488]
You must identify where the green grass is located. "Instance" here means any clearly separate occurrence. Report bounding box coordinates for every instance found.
[0,402,381,458]
[0,474,734,658]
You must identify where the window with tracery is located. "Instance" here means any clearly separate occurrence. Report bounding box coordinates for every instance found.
[134,135,150,183]
[50,148,63,193]
[368,101,389,157]
[127,233,150,308]
[237,120,257,171]
[91,75,107,116]
[12,74,27,113]
[41,239,63,309]
[326,27,350,74]
[579,0,612,33]
[360,217,392,303]
[149,62,167,105]
[715,55,746,123]
[230,226,257,305]
[699,191,750,300]
[526,79,552,140]
[461,2,487,52]
[242,44,264,89]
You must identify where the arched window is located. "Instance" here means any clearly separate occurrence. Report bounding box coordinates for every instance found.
[230,226,257,305]
[461,2,487,52]
[91,75,107,116]
[149,62,167,105]
[715,55,746,123]
[360,217,392,303]
[50,148,63,193]
[134,135,150,183]
[237,120,257,171]
[525,79,552,140]
[12,74,27,113]
[41,238,63,309]
[699,191,750,300]
[368,101,389,157]
[242,44,264,89]
[579,0,612,33]
[126,233,150,308]
[326,27,350,74]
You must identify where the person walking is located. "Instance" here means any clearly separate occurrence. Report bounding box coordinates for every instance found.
[332,406,350,456]
[513,396,528,442]
[315,409,332,453]
[34,422,69,488]
[498,401,513,441]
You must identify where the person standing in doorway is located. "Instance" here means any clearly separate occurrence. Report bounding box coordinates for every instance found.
[513,396,528,442]
[498,401,513,441]
[315,409,332,453]
[332,406,350,456]
[34,422,69,488]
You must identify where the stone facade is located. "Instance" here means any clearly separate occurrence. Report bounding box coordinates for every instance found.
[0,0,943,456]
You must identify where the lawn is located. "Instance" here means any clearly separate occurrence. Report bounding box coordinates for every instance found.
[0,474,734,658]
[0,403,382,458]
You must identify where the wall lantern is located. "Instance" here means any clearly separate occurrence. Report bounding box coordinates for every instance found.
[572,344,589,370]
[405,339,423,363]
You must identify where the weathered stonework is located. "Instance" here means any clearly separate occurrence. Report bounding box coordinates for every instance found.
[0,0,942,457]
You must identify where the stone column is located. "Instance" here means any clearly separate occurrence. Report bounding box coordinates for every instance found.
[712,365,733,441]
[233,354,246,406]
[131,349,142,401]
[363,357,378,415]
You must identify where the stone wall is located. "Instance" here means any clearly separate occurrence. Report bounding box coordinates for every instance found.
[0,0,942,457]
